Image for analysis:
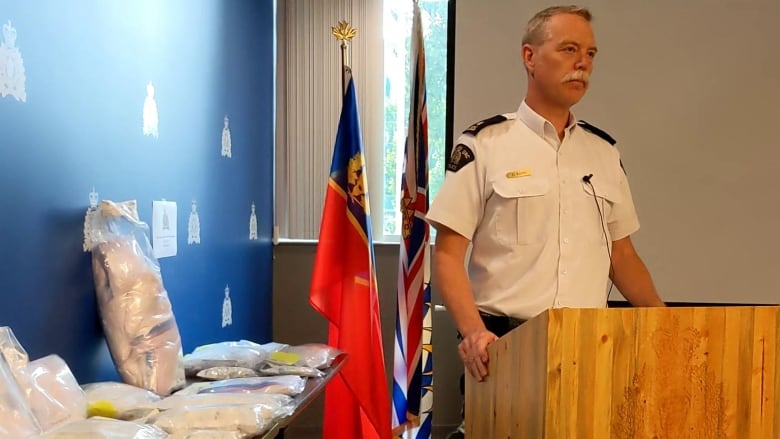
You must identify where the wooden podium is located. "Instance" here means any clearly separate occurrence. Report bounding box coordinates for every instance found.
[465,306,780,438]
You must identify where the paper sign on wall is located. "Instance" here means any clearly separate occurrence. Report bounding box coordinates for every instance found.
[153,200,177,258]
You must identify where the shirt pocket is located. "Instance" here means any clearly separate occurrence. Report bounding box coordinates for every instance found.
[491,177,550,246]
[581,181,622,241]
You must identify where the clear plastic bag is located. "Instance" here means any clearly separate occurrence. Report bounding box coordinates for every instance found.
[154,392,294,415]
[258,364,324,378]
[195,375,306,396]
[183,340,270,377]
[17,355,87,432]
[167,430,243,439]
[196,366,258,381]
[0,329,87,433]
[88,200,185,395]
[39,417,167,439]
[82,381,162,421]
[151,404,275,436]
[267,343,342,369]
[0,326,29,371]
[258,342,288,353]
[0,352,41,437]
[170,382,212,397]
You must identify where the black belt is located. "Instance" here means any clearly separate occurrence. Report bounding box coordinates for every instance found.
[479,311,526,338]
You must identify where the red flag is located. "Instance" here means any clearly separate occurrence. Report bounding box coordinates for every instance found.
[309,74,391,439]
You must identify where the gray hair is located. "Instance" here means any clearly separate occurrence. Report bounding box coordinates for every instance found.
[521,6,592,46]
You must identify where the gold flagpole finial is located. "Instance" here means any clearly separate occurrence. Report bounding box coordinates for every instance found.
[332,21,357,95]
[331,20,357,42]
[330,20,357,93]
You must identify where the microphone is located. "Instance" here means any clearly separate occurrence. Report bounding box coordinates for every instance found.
[582,173,593,183]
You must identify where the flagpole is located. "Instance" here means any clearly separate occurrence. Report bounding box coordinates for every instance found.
[331,20,357,95]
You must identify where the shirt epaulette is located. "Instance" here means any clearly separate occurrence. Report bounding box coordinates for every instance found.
[577,120,616,146]
[463,115,508,136]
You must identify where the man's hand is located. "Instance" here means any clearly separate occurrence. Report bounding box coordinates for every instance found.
[431,225,499,379]
[458,329,499,381]
[611,236,665,307]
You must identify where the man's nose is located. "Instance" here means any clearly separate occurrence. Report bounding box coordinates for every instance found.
[575,52,592,70]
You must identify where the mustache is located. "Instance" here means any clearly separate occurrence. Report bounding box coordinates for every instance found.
[561,70,590,84]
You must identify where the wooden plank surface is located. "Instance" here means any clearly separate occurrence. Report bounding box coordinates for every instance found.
[467,306,780,438]
[466,311,549,438]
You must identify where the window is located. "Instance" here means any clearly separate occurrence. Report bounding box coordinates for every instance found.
[275,0,448,242]
[381,0,448,238]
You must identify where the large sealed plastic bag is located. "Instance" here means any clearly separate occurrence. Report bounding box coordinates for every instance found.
[167,430,243,439]
[0,328,87,432]
[39,417,167,439]
[0,326,29,370]
[0,351,41,437]
[17,355,87,431]
[267,343,342,369]
[182,340,271,377]
[87,199,185,395]
[151,403,275,436]
[83,381,162,421]
[194,375,306,396]
[154,392,294,417]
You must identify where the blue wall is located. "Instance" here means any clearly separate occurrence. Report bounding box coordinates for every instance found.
[0,0,275,383]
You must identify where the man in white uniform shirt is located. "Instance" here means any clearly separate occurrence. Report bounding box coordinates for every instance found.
[427,5,666,392]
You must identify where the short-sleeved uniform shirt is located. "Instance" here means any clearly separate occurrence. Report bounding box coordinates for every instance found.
[426,101,639,320]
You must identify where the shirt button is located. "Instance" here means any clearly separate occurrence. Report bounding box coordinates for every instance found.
[562,269,568,275]
[563,238,570,244]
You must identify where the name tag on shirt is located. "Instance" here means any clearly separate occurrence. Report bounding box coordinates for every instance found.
[506,169,532,179]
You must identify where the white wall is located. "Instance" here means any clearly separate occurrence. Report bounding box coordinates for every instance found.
[454,0,780,304]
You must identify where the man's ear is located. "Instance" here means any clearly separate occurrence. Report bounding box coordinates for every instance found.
[521,44,535,75]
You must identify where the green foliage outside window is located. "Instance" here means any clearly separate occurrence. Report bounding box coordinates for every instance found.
[383,0,448,236]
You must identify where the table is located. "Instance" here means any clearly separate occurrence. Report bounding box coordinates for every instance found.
[259,353,347,438]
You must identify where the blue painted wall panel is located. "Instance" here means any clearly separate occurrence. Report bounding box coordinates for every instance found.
[0,0,274,383]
